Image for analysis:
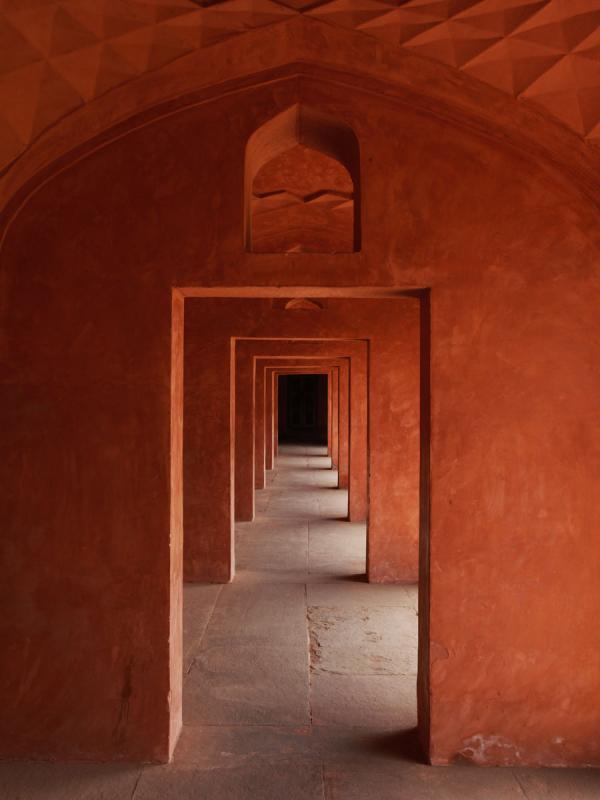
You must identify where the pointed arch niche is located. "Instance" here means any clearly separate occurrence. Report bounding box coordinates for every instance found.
[245,105,361,254]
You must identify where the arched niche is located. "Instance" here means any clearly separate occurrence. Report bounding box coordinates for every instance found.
[245,104,361,254]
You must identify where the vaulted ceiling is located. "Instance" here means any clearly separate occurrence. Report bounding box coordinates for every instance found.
[1,0,599,178]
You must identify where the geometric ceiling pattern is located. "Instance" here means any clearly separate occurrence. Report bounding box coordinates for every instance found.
[0,0,599,176]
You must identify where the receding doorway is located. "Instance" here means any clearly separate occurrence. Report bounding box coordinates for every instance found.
[177,288,429,788]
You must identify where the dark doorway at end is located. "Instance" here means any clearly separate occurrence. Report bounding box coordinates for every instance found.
[278,373,328,445]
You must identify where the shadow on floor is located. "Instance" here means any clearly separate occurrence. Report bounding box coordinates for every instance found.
[363,728,425,764]
[336,572,368,582]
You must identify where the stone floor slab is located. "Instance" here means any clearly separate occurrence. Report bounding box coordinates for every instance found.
[307,582,415,609]
[310,673,417,728]
[200,583,308,648]
[322,760,527,800]
[512,768,600,799]
[183,584,222,672]
[308,605,417,676]
[185,644,310,726]
[135,761,324,800]
[0,761,141,800]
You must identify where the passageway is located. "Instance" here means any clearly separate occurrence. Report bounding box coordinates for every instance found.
[178,443,419,793]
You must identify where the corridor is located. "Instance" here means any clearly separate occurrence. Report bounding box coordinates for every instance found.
[1,446,599,798]
[179,443,419,795]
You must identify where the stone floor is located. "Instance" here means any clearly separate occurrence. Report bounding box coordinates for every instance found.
[2,444,599,798]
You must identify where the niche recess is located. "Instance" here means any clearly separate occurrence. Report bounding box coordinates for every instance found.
[245,105,360,254]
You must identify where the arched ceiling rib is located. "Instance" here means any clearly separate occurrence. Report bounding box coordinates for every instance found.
[0,0,599,178]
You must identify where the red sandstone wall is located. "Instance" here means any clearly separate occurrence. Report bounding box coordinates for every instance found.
[1,70,599,767]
